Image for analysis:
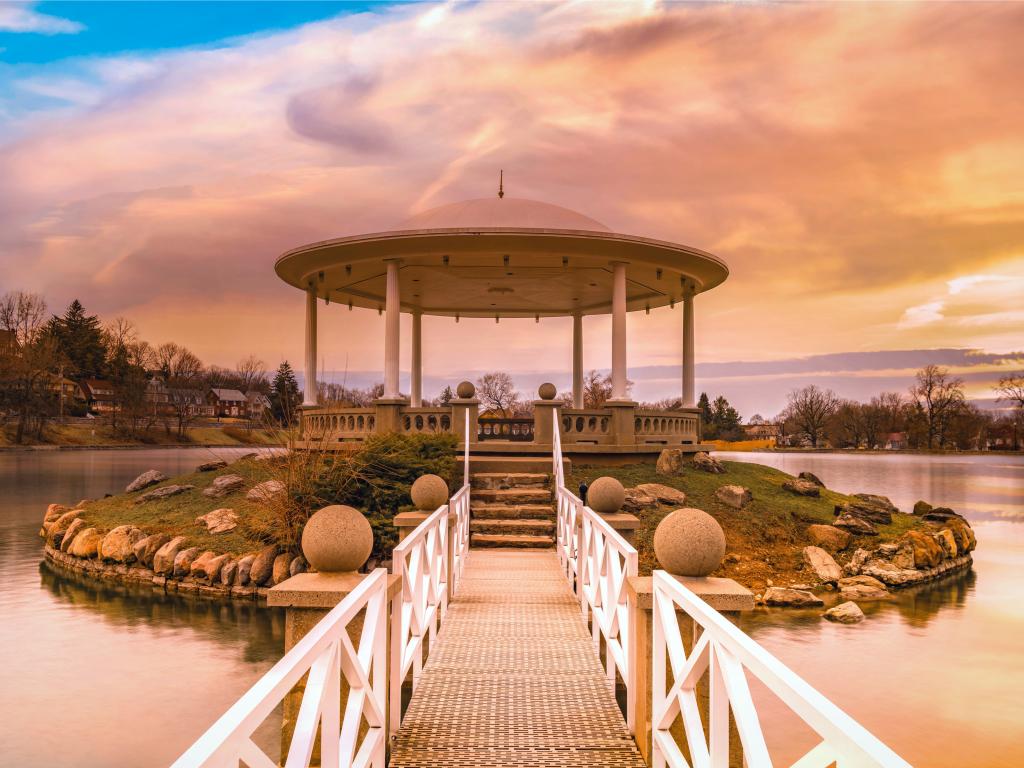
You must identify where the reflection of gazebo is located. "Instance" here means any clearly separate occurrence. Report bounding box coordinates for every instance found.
[275,193,728,455]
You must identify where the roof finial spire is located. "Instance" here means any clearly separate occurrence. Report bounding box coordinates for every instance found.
[498,169,504,199]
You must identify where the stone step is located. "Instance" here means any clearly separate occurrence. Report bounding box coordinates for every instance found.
[471,533,555,549]
[471,503,555,520]
[470,519,556,535]
[473,488,552,505]
[458,456,570,475]
[470,472,550,490]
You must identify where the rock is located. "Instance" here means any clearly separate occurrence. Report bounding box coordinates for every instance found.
[763,587,824,607]
[783,479,820,497]
[249,546,280,585]
[44,503,68,527]
[126,470,169,493]
[922,507,962,523]
[840,583,889,600]
[202,474,245,498]
[845,548,872,575]
[220,559,238,586]
[134,533,172,567]
[234,452,258,463]
[802,546,843,582]
[860,560,924,587]
[301,506,372,573]
[99,525,146,563]
[588,476,625,514]
[59,518,88,552]
[839,574,886,589]
[853,494,899,515]
[67,528,102,558]
[411,474,449,510]
[272,553,292,584]
[289,556,308,577]
[807,524,850,552]
[189,551,217,578]
[153,536,188,575]
[197,460,228,472]
[714,485,752,509]
[236,554,257,586]
[653,508,727,577]
[946,519,977,553]
[656,448,684,476]
[833,514,877,536]
[933,528,958,559]
[913,500,933,516]
[836,500,892,526]
[173,547,201,578]
[692,452,725,474]
[622,488,657,513]
[192,552,231,582]
[246,480,286,503]
[136,484,195,504]
[891,544,916,569]
[47,509,83,547]
[196,508,239,534]
[798,471,825,487]
[636,483,687,506]
[900,530,943,568]
[824,601,865,624]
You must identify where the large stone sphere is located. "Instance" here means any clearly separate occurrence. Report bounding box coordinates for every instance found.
[653,508,726,577]
[537,382,557,400]
[588,476,625,514]
[411,474,449,510]
[301,505,373,573]
[456,380,475,399]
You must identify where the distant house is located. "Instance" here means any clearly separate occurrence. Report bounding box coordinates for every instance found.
[169,388,214,418]
[145,377,171,413]
[207,388,247,418]
[884,432,907,450]
[245,390,271,420]
[81,380,116,413]
[741,423,781,443]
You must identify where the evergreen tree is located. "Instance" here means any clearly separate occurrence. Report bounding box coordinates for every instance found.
[47,300,106,379]
[270,361,301,425]
[439,385,454,405]
[697,392,712,423]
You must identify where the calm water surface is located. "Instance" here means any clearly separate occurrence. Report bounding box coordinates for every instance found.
[1,449,1022,766]
[718,451,1024,767]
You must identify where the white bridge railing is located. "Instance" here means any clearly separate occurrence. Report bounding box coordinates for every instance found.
[652,571,912,767]
[553,409,639,733]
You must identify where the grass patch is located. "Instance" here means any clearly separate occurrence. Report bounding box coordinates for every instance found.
[569,460,926,590]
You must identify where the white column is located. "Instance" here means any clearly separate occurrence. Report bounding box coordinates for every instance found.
[384,259,401,399]
[683,287,695,407]
[572,313,583,409]
[303,283,318,407]
[611,261,628,401]
[411,310,422,407]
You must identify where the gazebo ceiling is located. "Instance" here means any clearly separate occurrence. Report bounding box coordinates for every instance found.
[275,196,728,318]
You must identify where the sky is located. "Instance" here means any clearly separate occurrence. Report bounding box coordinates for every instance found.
[0,1,1022,416]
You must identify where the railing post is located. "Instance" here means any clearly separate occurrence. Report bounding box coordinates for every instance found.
[605,399,637,447]
[627,575,754,766]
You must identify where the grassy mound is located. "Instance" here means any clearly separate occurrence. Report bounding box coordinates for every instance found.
[75,433,459,561]
[568,460,923,590]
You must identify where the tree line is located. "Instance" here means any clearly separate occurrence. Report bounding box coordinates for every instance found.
[0,291,303,443]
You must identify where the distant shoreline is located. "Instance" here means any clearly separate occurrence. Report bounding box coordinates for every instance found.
[714,446,1021,457]
[0,443,286,453]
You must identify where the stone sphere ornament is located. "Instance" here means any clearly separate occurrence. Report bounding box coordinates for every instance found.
[301,505,373,573]
[537,382,557,400]
[653,508,727,577]
[588,476,625,514]
[456,381,475,399]
[411,474,449,510]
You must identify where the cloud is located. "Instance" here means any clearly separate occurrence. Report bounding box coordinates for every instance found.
[0,1,1022,398]
[0,3,83,34]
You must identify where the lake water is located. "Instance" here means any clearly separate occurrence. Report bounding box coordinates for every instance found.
[0,448,1021,766]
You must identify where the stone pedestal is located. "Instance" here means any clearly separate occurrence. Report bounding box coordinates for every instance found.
[268,572,402,762]
[627,575,754,766]
[605,400,638,447]
[373,397,408,434]
[448,397,479,446]
[531,400,559,446]
[599,512,641,546]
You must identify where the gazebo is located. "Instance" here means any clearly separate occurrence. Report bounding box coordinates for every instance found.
[275,191,729,456]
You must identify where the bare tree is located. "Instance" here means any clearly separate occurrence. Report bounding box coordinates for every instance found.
[476,372,520,417]
[909,365,965,449]
[103,318,155,433]
[0,292,62,442]
[159,343,206,437]
[236,354,268,393]
[996,372,1024,412]
[783,385,840,448]
[872,392,906,434]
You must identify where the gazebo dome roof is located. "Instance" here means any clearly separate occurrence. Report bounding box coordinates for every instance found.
[395,197,610,232]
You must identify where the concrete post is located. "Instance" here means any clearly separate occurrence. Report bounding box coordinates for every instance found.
[303,284,318,407]
[410,310,422,408]
[449,397,479,448]
[606,400,637,448]
[610,261,628,401]
[626,575,754,767]
[268,571,402,763]
[384,259,401,399]
[532,399,558,446]
[572,312,584,409]
[682,286,695,408]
